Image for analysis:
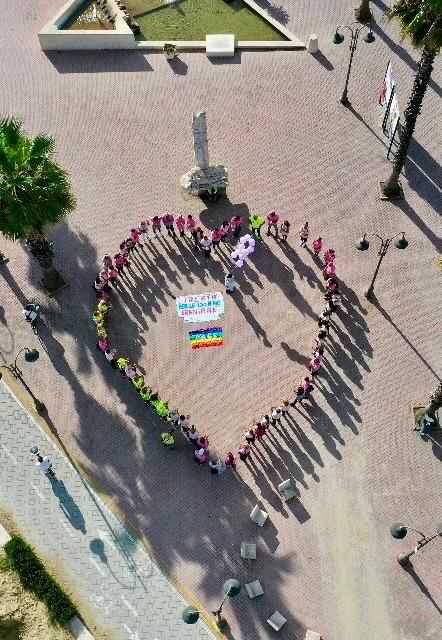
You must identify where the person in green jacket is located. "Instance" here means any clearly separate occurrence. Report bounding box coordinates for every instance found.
[116,356,129,373]
[132,374,145,391]
[249,214,265,239]
[140,386,152,402]
[161,429,176,448]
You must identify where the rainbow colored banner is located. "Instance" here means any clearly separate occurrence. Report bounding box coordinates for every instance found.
[189,327,224,349]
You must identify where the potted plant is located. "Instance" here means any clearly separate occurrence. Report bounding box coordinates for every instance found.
[163,43,177,60]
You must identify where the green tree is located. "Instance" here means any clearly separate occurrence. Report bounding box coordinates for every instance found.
[382,0,442,198]
[355,0,372,23]
[0,117,76,291]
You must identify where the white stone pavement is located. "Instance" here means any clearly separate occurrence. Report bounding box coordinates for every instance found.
[0,381,216,640]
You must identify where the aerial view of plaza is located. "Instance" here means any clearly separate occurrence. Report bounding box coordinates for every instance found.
[0,0,441,639]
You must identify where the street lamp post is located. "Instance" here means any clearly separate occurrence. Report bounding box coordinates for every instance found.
[333,22,375,106]
[0,347,46,415]
[390,522,442,566]
[182,578,241,632]
[356,232,408,300]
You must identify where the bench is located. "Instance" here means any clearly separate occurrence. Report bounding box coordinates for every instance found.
[250,504,268,527]
[206,34,235,58]
[278,479,296,502]
[245,579,264,599]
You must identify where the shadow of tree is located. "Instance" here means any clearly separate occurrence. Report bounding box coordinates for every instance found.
[253,0,289,25]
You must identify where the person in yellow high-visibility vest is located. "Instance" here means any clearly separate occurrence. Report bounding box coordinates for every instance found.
[161,429,176,448]
[249,214,265,239]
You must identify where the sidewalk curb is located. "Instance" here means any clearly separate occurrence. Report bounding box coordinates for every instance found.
[0,522,11,547]
[67,616,95,640]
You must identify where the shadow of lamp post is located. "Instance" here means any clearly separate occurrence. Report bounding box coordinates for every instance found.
[0,347,46,415]
[182,578,241,632]
[333,22,375,106]
[356,232,408,300]
[390,522,442,567]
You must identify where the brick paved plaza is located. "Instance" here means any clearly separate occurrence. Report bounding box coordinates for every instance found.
[0,1,441,639]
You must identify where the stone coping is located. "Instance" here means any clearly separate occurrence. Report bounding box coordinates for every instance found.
[67,616,95,639]
[0,522,12,547]
[135,40,305,50]
[39,0,305,51]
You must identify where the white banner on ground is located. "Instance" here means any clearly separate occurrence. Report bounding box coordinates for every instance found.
[176,292,224,323]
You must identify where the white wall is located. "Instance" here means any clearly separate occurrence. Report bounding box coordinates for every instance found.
[38,30,136,50]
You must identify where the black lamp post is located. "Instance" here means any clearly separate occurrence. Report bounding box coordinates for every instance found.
[0,347,46,414]
[333,22,375,106]
[182,578,241,632]
[356,232,408,300]
[390,522,442,566]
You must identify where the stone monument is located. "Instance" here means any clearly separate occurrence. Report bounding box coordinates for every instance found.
[180,112,228,196]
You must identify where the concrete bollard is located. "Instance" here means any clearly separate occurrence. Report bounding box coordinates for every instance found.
[307,34,319,54]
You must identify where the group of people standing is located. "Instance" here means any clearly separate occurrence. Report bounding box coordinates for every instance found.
[91,213,342,474]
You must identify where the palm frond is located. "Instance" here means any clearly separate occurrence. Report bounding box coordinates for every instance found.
[0,117,75,241]
[389,0,442,49]
[0,116,24,149]
[30,134,55,162]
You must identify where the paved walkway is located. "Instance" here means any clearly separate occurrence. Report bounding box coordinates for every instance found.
[0,381,215,640]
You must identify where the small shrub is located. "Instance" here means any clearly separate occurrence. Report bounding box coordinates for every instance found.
[4,536,77,625]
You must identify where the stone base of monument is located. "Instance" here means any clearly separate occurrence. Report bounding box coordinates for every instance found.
[180,165,228,196]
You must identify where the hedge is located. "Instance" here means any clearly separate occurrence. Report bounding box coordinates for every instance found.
[4,535,77,625]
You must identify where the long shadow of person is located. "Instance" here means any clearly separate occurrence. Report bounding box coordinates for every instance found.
[50,478,86,534]
[231,289,272,347]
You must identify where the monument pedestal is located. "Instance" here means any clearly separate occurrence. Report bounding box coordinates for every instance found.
[180,111,228,196]
[180,165,228,196]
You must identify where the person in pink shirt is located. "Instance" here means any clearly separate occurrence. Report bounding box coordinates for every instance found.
[254,422,267,442]
[302,376,313,393]
[130,228,141,247]
[113,252,129,274]
[194,447,209,465]
[230,215,243,238]
[186,214,196,237]
[323,261,336,280]
[97,337,111,353]
[324,248,336,264]
[220,220,230,243]
[309,356,322,380]
[211,227,222,250]
[224,451,236,469]
[99,269,110,284]
[151,215,162,236]
[313,237,322,257]
[162,213,176,237]
[176,215,186,237]
[196,435,209,449]
[266,210,280,237]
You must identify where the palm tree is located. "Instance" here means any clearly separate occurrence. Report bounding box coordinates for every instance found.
[381,0,442,198]
[0,117,76,292]
[355,0,372,23]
